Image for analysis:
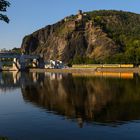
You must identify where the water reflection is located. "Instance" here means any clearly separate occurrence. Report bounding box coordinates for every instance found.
[1,72,140,127]
[0,136,8,140]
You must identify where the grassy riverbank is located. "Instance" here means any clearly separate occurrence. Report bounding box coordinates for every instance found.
[29,67,140,73]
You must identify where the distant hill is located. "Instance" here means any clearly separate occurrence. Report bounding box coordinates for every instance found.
[21,10,140,65]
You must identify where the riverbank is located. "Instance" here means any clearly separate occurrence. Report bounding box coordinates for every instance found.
[1,67,140,74]
[29,67,140,73]
[30,68,97,73]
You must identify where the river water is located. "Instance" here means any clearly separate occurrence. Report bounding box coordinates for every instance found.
[0,72,140,140]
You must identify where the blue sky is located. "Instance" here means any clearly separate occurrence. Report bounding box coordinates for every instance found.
[0,0,140,50]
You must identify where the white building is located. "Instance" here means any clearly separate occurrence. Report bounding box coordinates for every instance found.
[45,60,64,69]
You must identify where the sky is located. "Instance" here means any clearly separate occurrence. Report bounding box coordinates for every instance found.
[0,0,140,50]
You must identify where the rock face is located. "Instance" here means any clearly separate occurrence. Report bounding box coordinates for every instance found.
[21,10,140,64]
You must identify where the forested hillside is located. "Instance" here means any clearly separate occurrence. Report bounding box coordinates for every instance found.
[21,10,140,65]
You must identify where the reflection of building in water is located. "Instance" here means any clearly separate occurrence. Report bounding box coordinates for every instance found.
[12,71,20,84]
[32,72,38,83]
[49,73,63,80]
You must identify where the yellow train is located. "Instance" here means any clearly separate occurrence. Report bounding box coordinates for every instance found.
[72,64,134,68]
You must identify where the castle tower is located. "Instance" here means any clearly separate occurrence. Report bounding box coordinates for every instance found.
[78,10,82,15]
[77,10,83,21]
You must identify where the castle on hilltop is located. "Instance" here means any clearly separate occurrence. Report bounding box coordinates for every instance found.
[77,10,83,20]
[64,10,89,29]
[64,10,87,22]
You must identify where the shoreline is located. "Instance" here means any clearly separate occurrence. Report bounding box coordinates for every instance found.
[29,67,140,73]
[1,67,140,74]
[29,68,97,73]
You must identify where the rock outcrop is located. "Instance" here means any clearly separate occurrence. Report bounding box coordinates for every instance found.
[21,10,140,64]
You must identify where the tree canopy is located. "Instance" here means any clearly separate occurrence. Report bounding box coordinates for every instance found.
[0,0,10,23]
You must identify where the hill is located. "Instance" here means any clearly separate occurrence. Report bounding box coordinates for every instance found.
[21,10,140,65]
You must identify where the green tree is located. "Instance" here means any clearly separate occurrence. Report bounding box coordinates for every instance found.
[125,40,140,66]
[12,47,21,54]
[0,0,10,23]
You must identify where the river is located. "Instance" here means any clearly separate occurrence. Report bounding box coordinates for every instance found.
[0,72,140,140]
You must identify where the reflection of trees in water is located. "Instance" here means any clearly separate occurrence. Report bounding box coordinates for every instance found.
[97,76,140,123]
[21,73,140,126]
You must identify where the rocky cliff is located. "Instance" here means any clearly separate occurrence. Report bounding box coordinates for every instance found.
[21,10,140,64]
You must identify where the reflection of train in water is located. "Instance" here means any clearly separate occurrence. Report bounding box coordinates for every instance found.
[73,72,134,79]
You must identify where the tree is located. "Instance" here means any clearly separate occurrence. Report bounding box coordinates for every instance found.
[0,0,10,23]
[12,47,21,54]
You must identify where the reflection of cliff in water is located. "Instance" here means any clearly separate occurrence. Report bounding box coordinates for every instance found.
[21,73,140,126]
